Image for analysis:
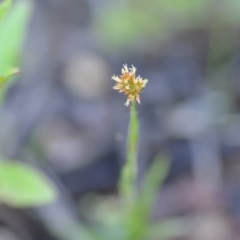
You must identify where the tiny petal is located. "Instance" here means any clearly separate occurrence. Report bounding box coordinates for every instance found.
[122,64,129,74]
[131,65,136,73]
[112,75,121,82]
[113,85,121,90]
[136,95,141,104]
[125,99,130,106]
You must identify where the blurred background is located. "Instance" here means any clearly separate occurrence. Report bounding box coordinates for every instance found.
[1,0,240,239]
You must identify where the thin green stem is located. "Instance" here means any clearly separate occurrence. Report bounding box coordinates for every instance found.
[119,101,139,204]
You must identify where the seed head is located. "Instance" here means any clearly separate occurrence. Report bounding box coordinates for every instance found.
[112,64,148,106]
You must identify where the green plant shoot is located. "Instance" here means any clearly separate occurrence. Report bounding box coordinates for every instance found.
[119,101,139,203]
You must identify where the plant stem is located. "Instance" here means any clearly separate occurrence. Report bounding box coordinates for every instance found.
[119,101,139,204]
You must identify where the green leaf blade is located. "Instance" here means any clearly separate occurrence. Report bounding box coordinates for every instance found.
[0,0,32,75]
[124,155,170,240]
[0,161,57,208]
[0,0,12,22]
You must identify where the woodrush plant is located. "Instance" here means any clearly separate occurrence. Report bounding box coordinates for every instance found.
[112,64,148,203]
[111,65,170,240]
[79,65,177,240]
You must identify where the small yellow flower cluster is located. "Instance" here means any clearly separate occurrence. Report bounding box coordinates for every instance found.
[112,64,148,106]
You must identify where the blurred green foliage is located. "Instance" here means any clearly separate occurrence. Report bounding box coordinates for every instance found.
[0,0,30,75]
[86,155,173,240]
[0,0,57,208]
[96,0,240,51]
[123,156,169,240]
[0,160,56,207]
[0,0,12,22]
[0,0,31,103]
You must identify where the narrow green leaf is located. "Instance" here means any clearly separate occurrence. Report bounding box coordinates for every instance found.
[0,161,57,207]
[0,0,32,75]
[140,155,169,209]
[124,155,170,240]
[0,0,12,22]
[0,68,19,104]
[0,67,19,86]
[119,102,139,203]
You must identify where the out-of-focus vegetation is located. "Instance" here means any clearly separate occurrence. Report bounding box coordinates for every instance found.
[0,160,56,207]
[84,156,172,240]
[97,0,240,51]
[0,0,28,78]
[0,0,56,208]
[1,0,240,240]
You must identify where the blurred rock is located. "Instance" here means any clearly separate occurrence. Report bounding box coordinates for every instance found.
[63,52,110,99]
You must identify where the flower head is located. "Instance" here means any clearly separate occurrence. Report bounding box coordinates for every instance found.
[112,64,148,106]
